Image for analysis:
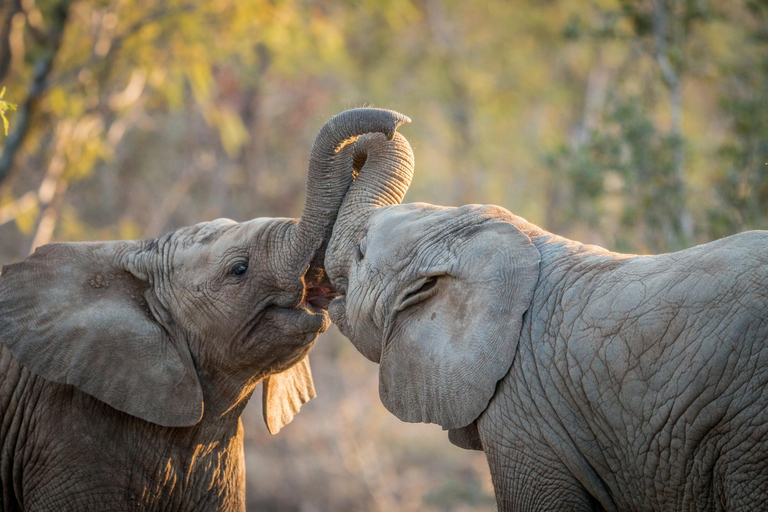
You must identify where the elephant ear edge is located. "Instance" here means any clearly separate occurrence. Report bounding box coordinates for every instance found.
[378,220,540,430]
[262,356,316,434]
[0,241,204,428]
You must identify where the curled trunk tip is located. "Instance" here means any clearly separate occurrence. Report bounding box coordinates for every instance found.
[282,108,411,289]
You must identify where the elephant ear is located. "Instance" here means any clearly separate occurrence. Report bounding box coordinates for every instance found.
[448,422,483,451]
[0,242,204,427]
[379,221,540,430]
[262,356,316,434]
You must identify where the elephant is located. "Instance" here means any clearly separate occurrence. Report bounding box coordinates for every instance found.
[0,108,410,511]
[324,131,768,511]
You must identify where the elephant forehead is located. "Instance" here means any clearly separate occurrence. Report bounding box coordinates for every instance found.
[362,207,443,268]
[367,204,460,247]
[169,218,276,271]
[367,203,514,260]
[219,217,282,244]
[180,218,282,246]
[174,218,238,246]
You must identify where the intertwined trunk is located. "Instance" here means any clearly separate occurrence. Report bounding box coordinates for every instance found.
[325,131,415,290]
[279,109,410,290]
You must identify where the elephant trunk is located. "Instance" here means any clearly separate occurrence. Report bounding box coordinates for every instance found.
[281,109,410,290]
[325,131,415,292]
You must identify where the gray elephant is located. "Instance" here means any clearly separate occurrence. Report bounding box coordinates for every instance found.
[324,132,768,511]
[0,108,409,511]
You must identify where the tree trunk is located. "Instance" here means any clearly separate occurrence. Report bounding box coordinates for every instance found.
[0,0,73,187]
[653,0,694,246]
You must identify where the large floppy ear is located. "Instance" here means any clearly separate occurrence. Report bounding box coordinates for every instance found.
[0,241,203,427]
[448,422,483,451]
[262,355,316,434]
[379,221,540,430]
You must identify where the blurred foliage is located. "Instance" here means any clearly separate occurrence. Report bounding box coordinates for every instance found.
[545,0,768,252]
[0,87,16,135]
[1,0,767,509]
[2,0,766,257]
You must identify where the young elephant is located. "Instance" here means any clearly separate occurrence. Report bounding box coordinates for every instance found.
[0,108,409,511]
[325,133,768,511]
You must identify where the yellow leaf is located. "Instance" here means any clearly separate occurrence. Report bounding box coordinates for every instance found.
[15,203,40,236]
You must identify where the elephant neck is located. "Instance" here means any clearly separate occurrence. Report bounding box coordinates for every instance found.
[0,344,248,510]
[513,219,636,291]
[196,366,260,422]
[510,227,635,512]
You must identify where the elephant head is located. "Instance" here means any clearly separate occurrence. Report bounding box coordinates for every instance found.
[325,134,540,431]
[0,108,410,433]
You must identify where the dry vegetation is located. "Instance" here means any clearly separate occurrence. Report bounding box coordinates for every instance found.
[243,329,496,511]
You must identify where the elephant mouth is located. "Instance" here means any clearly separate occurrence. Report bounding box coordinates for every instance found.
[300,262,338,314]
[301,285,338,312]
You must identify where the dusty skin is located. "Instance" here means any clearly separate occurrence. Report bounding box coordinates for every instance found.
[0,108,410,511]
[325,131,768,511]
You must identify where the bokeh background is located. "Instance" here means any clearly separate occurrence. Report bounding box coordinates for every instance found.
[0,0,766,510]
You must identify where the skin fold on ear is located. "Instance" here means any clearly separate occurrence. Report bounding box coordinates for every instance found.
[262,356,316,434]
[0,242,204,428]
[379,221,540,430]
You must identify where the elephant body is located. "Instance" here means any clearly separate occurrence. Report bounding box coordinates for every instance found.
[0,345,246,511]
[0,108,411,511]
[480,222,768,511]
[321,127,768,511]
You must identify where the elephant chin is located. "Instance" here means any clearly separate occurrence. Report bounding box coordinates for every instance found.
[328,296,382,363]
[328,297,347,332]
[328,297,356,349]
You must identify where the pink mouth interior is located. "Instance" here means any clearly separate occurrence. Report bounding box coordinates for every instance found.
[300,286,338,311]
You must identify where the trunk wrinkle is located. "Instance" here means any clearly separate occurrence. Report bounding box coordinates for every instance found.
[326,132,415,288]
[281,109,410,292]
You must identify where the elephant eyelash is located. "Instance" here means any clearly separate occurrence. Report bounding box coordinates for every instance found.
[229,260,249,278]
[398,276,439,311]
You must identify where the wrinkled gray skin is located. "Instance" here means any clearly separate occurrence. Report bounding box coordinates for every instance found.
[0,108,410,511]
[325,134,768,511]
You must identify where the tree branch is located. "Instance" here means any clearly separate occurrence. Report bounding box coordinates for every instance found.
[0,0,73,187]
[0,0,22,84]
[653,0,693,244]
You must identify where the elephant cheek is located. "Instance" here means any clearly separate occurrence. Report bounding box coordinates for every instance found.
[329,297,382,363]
[354,335,383,364]
[349,324,384,364]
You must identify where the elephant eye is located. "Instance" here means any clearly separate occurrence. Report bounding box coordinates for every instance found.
[406,276,437,299]
[355,237,367,261]
[399,276,440,311]
[230,261,249,277]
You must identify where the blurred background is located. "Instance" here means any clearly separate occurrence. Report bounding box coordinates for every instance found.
[0,0,766,510]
